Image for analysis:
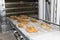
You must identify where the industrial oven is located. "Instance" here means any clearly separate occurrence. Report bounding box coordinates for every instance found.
[0,0,60,40]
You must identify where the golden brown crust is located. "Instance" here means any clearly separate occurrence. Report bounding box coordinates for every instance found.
[17,18,25,22]
[40,22,51,30]
[10,16,18,20]
[18,23,26,28]
[19,15,29,19]
[31,19,38,23]
[26,26,38,33]
[17,18,29,24]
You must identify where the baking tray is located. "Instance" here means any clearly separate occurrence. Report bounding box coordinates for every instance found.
[6,17,60,40]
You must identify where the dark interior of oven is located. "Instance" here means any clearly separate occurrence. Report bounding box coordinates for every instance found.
[5,0,38,18]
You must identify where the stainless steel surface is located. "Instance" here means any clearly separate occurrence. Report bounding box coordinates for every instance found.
[6,18,30,40]
[0,31,17,40]
[14,31,25,40]
[39,19,60,26]
[45,0,51,21]
[6,17,60,40]
[1,0,59,40]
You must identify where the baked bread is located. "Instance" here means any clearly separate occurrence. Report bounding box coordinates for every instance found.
[40,22,51,30]
[17,18,25,22]
[18,23,26,28]
[10,16,18,20]
[18,18,29,24]
[31,19,38,23]
[26,26,38,33]
[19,15,29,19]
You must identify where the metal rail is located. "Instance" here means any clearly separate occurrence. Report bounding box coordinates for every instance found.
[5,2,38,4]
[6,10,37,14]
[39,19,60,26]
[6,6,38,10]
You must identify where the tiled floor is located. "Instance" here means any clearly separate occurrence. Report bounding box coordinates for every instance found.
[0,31,17,40]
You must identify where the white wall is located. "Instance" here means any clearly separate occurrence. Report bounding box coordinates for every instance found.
[56,0,60,25]
[38,0,45,19]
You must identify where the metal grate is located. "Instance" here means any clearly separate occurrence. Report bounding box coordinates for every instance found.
[5,1,38,15]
